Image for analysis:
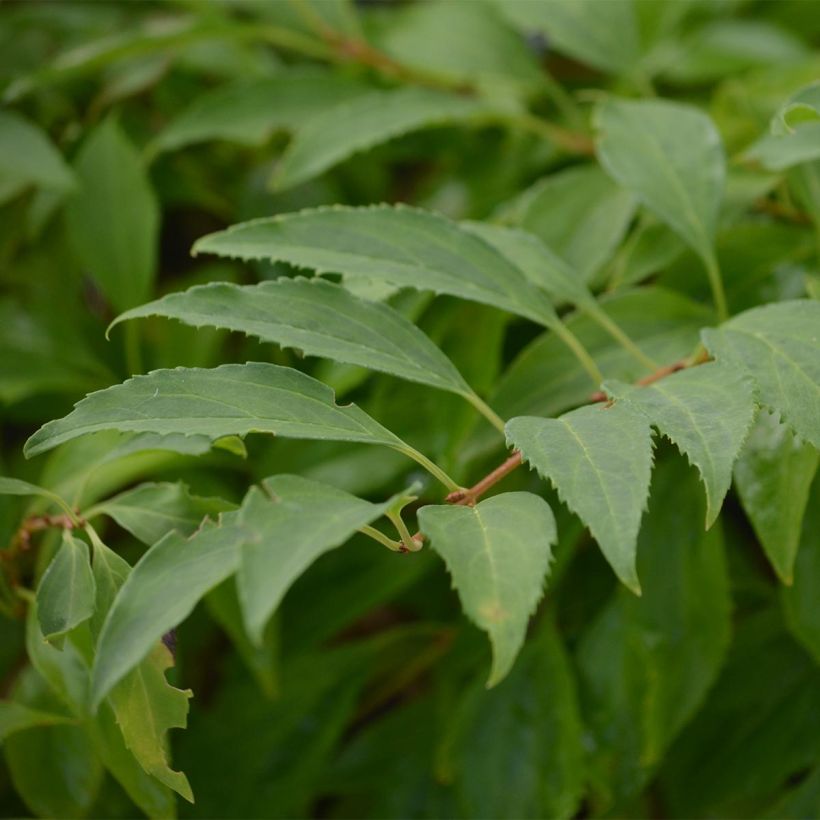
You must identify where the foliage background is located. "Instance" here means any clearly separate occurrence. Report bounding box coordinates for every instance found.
[1,0,820,818]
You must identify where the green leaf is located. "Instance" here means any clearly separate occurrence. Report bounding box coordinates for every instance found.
[0,476,75,519]
[0,701,73,742]
[606,362,757,527]
[498,164,637,282]
[24,362,404,458]
[108,644,193,803]
[65,118,159,313]
[375,0,542,96]
[88,531,193,805]
[746,81,820,170]
[493,0,641,77]
[237,476,398,643]
[733,411,818,583]
[491,287,710,424]
[36,531,96,640]
[0,110,74,202]
[747,123,820,171]
[577,457,730,806]
[91,518,245,706]
[5,719,102,818]
[88,481,235,545]
[418,492,555,686]
[595,98,725,269]
[91,702,178,818]
[276,87,494,191]
[448,623,584,819]
[110,277,475,400]
[149,69,369,155]
[783,474,820,662]
[192,205,557,326]
[507,402,653,593]
[460,221,588,310]
[703,300,820,449]
[659,609,820,816]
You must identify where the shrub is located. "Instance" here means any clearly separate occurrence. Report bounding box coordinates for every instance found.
[1,1,819,817]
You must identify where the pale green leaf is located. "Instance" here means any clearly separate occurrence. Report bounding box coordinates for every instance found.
[498,164,637,282]
[24,362,404,458]
[91,517,245,706]
[606,362,757,527]
[702,300,820,449]
[663,20,809,86]
[783,475,820,662]
[595,98,725,267]
[65,118,159,312]
[36,531,96,640]
[192,205,557,326]
[0,476,74,518]
[110,277,474,399]
[91,702,177,818]
[0,110,74,202]
[418,492,555,686]
[578,458,730,801]
[149,69,369,155]
[88,532,193,803]
[734,411,819,584]
[276,87,494,191]
[507,403,654,592]
[237,476,397,643]
[108,645,193,802]
[88,481,235,545]
[493,0,641,77]
[375,0,541,96]
[460,221,587,310]
[0,701,73,742]
[746,81,820,170]
[747,123,820,171]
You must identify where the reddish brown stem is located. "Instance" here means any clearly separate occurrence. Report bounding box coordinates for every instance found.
[445,452,524,507]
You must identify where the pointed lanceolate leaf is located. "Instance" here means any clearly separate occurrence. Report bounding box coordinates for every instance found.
[24,363,404,458]
[449,623,584,819]
[108,645,193,802]
[0,702,73,742]
[495,0,641,76]
[91,517,246,706]
[88,534,193,802]
[0,477,74,518]
[65,118,159,312]
[110,277,474,398]
[149,69,369,155]
[507,403,654,592]
[237,476,397,643]
[88,481,235,546]
[418,492,555,687]
[595,98,725,267]
[702,300,820,449]
[733,411,819,584]
[192,205,557,326]
[36,531,96,640]
[607,362,757,527]
[276,87,494,191]
[783,475,820,661]
[461,221,589,311]
[0,111,74,199]
[577,458,730,797]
